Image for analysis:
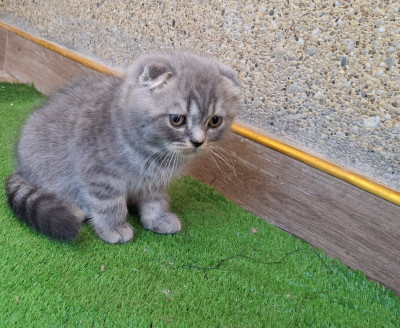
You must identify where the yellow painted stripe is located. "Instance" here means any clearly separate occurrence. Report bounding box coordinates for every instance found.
[1,21,399,206]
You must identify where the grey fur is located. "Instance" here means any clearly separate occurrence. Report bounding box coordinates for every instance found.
[6,51,241,243]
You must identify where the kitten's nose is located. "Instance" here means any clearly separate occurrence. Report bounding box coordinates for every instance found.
[191,140,204,148]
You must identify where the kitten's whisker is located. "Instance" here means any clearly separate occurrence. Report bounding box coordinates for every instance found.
[141,146,170,181]
[170,150,180,182]
[212,146,238,174]
[210,148,238,180]
[149,148,174,192]
[212,145,236,161]
[140,146,166,182]
[212,145,230,154]
[171,146,182,178]
[142,145,168,168]
[144,144,170,168]
[164,149,176,184]
[162,150,176,186]
[143,148,169,194]
[207,151,227,183]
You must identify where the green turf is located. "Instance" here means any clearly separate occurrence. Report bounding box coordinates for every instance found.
[0,82,399,327]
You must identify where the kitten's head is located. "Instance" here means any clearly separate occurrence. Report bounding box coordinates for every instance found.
[119,51,241,157]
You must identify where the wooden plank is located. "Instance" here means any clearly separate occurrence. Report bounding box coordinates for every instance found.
[0,70,18,82]
[188,133,400,294]
[3,31,100,94]
[0,29,6,70]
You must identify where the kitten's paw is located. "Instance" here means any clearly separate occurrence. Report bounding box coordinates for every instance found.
[141,213,182,234]
[96,222,134,244]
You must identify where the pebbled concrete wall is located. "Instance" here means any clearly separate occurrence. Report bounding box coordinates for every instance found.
[1,0,399,191]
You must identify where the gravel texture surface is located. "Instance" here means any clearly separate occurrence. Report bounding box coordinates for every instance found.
[2,0,399,190]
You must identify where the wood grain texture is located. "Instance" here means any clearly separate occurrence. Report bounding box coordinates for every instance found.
[1,26,399,294]
[0,29,6,70]
[4,31,101,94]
[0,70,18,82]
[188,133,400,294]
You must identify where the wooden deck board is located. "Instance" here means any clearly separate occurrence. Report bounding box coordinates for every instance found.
[0,70,18,82]
[0,28,6,70]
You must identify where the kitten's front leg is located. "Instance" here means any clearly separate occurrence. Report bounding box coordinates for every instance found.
[139,192,182,234]
[87,191,134,244]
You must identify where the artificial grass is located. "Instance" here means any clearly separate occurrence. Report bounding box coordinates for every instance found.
[0,82,399,328]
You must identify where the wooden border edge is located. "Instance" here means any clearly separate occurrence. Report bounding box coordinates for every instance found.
[232,123,400,207]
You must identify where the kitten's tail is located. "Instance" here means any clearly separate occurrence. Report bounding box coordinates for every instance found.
[5,173,84,241]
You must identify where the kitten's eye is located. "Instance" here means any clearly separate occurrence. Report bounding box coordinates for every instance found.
[170,114,186,127]
[208,116,223,128]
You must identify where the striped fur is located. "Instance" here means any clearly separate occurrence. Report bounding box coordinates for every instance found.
[6,174,84,241]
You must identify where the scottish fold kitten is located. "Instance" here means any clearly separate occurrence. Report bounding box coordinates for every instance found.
[6,51,241,243]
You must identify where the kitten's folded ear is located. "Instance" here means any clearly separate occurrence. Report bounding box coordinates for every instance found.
[121,60,173,107]
[218,63,241,97]
[138,62,173,90]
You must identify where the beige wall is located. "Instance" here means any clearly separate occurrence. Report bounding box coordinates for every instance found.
[1,0,399,190]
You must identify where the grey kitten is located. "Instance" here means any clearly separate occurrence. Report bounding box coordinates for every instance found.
[6,51,241,243]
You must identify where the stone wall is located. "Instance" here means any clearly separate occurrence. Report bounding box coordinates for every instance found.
[1,0,399,190]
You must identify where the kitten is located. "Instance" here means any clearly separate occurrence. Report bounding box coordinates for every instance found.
[5,51,241,243]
